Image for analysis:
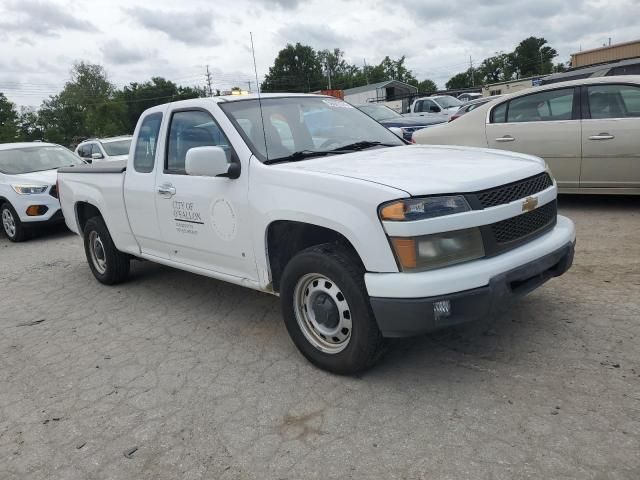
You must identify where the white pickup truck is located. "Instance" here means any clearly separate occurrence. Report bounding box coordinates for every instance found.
[58,93,576,374]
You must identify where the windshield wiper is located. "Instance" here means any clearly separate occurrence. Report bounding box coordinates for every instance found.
[327,141,399,152]
[263,150,334,165]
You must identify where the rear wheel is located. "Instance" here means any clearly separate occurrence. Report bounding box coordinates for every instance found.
[83,216,130,284]
[280,244,386,374]
[1,203,28,242]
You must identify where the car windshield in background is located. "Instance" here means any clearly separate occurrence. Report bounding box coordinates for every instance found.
[358,104,402,121]
[437,96,463,108]
[0,146,82,175]
[101,139,131,156]
[220,96,404,163]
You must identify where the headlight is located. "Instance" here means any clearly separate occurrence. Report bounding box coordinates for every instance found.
[390,228,484,272]
[11,185,49,195]
[380,195,471,221]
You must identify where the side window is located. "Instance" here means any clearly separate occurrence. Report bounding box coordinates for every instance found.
[414,101,423,112]
[166,110,231,174]
[90,144,103,158]
[79,144,92,158]
[491,102,507,123]
[423,100,437,112]
[133,113,163,173]
[506,88,574,123]
[587,84,640,119]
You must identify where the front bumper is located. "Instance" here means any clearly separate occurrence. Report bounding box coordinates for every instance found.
[12,191,63,224]
[367,216,576,337]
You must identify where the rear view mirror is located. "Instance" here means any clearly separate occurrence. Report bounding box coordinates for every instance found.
[185,146,240,178]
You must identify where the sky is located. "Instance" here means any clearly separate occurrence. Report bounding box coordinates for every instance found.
[1,0,638,108]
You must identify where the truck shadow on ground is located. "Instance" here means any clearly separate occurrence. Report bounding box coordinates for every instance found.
[125,258,555,376]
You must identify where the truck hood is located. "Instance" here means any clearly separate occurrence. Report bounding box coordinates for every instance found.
[6,168,58,185]
[277,145,546,196]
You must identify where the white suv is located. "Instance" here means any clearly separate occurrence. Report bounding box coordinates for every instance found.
[75,136,132,163]
[1,142,83,242]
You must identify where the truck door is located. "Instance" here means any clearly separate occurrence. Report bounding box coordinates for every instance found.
[153,106,257,281]
[123,110,166,257]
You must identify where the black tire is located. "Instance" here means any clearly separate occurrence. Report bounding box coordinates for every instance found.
[1,202,29,242]
[280,243,386,374]
[83,216,130,285]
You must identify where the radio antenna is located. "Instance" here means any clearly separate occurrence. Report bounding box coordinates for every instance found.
[250,32,269,160]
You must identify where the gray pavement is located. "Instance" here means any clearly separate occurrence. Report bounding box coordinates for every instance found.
[1,195,639,479]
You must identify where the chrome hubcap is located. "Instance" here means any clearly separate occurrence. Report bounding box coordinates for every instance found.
[2,209,16,238]
[293,273,352,354]
[89,231,107,274]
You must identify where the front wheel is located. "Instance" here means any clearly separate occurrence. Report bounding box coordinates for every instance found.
[1,203,28,242]
[83,216,130,285]
[280,244,386,374]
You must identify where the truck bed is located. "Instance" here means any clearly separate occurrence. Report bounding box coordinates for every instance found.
[58,160,127,174]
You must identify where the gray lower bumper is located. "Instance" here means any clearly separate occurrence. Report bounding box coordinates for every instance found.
[370,241,575,338]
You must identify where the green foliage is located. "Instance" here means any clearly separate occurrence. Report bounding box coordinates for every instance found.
[446,37,561,88]
[262,44,432,93]
[0,93,20,142]
[2,62,206,147]
[415,79,437,94]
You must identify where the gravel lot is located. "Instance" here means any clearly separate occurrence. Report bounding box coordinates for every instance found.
[1,195,639,480]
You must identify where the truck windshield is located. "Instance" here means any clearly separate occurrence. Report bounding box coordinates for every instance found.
[358,104,403,121]
[0,145,83,174]
[435,96,463,109]
[102,139,131,156]
[220,96,404,163]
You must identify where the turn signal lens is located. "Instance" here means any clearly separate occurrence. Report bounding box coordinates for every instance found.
[26,205,48,216]
[391,238,417,269]
[380,201,406,221]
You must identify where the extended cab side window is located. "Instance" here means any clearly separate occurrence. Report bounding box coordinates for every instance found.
[134,113,163,173]
[504,88,575,123]
[166,110,231,174]
[587,84,640,119]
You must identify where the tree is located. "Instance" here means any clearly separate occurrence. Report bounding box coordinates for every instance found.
[262,43,325,92]
[116,77,204,132]
[0,93,19,142]
[511,37,557,78]
[445,68,482,90]
[478,52,515,84]
[416,79,437,93]
[16,107,43,141]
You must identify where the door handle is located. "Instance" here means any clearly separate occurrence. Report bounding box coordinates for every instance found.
[157,184,176,197]
[495,135,515,142]
[588,133,615,141]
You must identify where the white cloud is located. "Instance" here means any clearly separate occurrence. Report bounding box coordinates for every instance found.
[0,0,638,107]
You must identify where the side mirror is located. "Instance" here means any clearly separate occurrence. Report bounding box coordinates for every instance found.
[91,152,104,160]
[430,105,441,113]
[185,146,240,179]
[388,127,404,138]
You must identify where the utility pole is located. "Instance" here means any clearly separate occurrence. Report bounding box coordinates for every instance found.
[325,61,332,90]
[363,58,369,84]
[469,56,474,87]
[205,65,213,97]
[246,81,252,93]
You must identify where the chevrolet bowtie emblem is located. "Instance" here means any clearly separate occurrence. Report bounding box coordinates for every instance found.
[522,196,538,212]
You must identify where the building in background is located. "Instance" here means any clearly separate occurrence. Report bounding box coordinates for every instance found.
[571,39,640,68]
[481,76,544,97]
[343,80,418,112]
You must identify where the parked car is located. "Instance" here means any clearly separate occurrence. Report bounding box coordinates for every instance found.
[449,95,503,122]
[75,135,132,163]
[356,104,445,141]
[1,142,83,241]
[457,92,483,103]
[58,93,575,373]
[414,76,640,194]
[408,95,464,120]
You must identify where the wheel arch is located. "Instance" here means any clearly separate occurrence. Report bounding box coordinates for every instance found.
[75,201,104,233]
[265,220,365,293]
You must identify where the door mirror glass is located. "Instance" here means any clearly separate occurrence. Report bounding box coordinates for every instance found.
[185,146,230,177]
